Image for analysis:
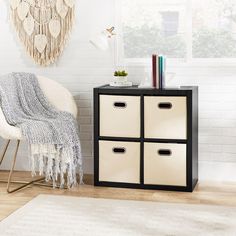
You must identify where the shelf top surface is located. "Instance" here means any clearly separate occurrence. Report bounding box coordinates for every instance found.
[95,84,198,92]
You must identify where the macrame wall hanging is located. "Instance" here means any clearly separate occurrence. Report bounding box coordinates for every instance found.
[10,0,75,66]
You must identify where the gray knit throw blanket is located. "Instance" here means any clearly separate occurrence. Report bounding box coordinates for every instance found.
[0,72,83,188]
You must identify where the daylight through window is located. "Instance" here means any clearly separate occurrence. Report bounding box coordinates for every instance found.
[119,0,236,62]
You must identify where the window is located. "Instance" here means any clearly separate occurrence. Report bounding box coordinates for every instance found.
[192,0,236,58]
[160,11,179,37]
[116,0,236,65]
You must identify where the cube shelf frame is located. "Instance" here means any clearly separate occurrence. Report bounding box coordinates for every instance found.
[94,85,198,192]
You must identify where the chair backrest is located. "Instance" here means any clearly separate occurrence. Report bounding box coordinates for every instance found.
[37,76,77,117]
[0,75,77,140]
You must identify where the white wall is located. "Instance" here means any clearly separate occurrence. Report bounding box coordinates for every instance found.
[0,0,236,182]
[0,0,117,175]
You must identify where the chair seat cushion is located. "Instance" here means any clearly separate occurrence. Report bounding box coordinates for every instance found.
[0,108,22,139]
[0,75,77,140]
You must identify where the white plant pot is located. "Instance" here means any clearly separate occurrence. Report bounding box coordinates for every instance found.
[114,76,128,83]
[110,75,132,87]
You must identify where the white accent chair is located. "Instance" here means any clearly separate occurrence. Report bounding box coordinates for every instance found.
[0,76,77,193]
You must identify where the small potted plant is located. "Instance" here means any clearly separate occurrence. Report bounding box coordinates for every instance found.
[114,70,128,83]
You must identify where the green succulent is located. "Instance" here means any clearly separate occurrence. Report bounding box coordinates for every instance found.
[114,70,128,76]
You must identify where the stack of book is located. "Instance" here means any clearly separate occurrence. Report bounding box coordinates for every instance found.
[152,54,166,89]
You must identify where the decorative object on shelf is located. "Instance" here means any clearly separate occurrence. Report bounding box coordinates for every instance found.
[159,55,166,89]
[138,68,152,88]
[89,27,115,51]
[152,54,158,88]
[110,70,132,87]
[138,77,152,88]
[152,54,166,89]
[10,0,75,66]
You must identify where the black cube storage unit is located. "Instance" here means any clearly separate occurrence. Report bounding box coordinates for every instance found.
[94,85,198,192]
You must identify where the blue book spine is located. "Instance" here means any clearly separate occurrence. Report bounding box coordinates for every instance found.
[158,56,166,89]
[159,56,163,89]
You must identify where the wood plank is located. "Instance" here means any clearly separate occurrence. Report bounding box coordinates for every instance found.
[0,171,236,221]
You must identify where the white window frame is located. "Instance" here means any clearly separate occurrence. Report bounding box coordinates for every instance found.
[115,0,236,68]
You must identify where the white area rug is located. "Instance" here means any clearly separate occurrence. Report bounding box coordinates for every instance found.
[0,194,235,236]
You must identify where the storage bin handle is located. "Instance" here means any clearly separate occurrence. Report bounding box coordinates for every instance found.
[113,102,127,108]
[158,149,172,156]
[158,102,172,109]
[113,147,126,154]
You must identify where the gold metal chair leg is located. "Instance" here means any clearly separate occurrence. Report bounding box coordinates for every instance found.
[7,140,22,193]
[0,140,11,166]
[0,140,59,193]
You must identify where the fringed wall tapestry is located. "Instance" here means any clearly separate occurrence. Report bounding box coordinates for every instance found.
[9,0,75,66]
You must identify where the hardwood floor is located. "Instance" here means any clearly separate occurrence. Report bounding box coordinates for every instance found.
[1,171,236,221]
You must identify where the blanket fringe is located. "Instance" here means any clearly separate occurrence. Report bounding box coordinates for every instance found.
[29,144,83,188]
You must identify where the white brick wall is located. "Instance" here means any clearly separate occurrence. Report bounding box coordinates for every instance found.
[169,67,236,181]
[0,0,236,181]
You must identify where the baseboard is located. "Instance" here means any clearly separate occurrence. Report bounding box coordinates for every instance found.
[1,157,236,183]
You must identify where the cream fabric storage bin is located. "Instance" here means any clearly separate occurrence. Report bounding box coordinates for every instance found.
[99,140,140,183]
[144,96,187,139]
[100,95,140,138]
[144,142,187,186]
